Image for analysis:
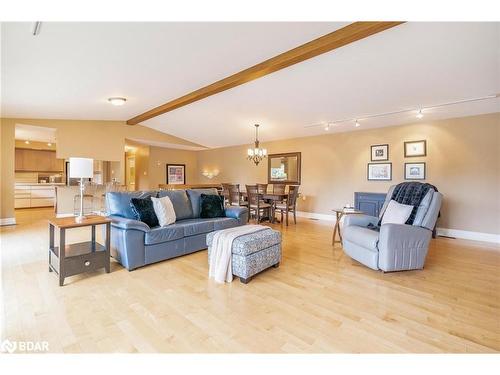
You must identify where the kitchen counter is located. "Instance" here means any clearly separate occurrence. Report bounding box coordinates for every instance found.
[14,183,58,209]
[15,182,66,186]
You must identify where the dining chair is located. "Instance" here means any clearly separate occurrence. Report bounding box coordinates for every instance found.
[274,185,300,226]
[221,183,234,206]
[257,183,268,194]
[228,184,248,207]
[272,184,286,194]
[246,185,271,223]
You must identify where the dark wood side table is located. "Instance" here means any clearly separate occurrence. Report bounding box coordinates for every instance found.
[331,208,365,246]
[48,215,111,286]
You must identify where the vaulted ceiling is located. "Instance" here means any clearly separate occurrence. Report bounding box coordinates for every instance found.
[2,22,499,148]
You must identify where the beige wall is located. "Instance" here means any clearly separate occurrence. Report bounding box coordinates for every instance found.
[197,113,500,235]
[148,146,199,188]
[0,117,203,220]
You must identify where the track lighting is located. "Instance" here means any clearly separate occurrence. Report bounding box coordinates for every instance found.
[304,94,498,130]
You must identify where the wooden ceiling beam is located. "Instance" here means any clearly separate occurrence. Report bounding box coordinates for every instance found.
[126,21,404,125]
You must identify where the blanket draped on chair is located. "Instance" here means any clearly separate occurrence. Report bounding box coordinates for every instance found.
[380,182,439,225]
[209,225,268,283]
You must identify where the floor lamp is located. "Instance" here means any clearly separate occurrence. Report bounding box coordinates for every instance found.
[69,157,94,222]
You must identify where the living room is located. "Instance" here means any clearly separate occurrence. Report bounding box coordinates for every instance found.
[1,1,499,374]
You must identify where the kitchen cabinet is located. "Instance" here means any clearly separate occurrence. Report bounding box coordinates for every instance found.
[15,149,64,172]
[14,184,56,208]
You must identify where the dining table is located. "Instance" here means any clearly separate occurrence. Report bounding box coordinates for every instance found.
[239,191,288,223]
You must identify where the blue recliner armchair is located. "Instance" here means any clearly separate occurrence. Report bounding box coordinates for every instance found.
[106,188,248,270]
[342,185,442,272]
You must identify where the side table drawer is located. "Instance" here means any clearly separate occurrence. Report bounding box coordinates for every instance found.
[63,251,107,278]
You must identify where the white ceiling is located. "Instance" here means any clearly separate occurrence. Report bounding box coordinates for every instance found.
[2,22,499,148]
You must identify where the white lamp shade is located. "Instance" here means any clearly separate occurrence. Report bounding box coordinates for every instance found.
[69,157,94,178]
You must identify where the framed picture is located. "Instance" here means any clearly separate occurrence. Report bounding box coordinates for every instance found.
[371,144,389,161]
[367,163,392,181]
[166,164,186,184]
[404,140,427,157]
[405,162,426,180]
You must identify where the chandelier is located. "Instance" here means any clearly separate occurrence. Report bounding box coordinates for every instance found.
[247,124,267,165]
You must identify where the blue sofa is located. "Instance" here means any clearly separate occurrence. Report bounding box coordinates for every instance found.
[106,188,248,270]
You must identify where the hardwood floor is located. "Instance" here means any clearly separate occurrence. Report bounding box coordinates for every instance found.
[1,208,499,353]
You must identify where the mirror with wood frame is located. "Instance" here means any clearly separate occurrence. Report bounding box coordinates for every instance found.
[267,152,301,185]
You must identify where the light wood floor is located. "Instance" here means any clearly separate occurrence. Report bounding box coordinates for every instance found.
[1,208,499,353]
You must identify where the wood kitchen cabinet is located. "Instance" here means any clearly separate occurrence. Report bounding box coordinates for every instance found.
[15,148,64,172]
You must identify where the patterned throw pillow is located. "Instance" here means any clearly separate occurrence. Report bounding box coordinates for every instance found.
[200,194,226,218]
[130,197,159,227]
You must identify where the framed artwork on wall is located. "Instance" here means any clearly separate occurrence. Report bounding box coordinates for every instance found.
[367,162,392,181]
[405,162,426,180]
[166,164,186,184]
[404,140,427,157]
[371,144,389,161]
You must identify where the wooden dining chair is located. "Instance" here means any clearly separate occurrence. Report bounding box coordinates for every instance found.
[228,184,248,207]
[221,183,232,206]
[272,184,286,194]
[274,185,300,225]
[256,183,268,194]
[246,185,271,223]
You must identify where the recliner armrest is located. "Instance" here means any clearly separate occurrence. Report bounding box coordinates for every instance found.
[224,206,249,223]
[109,215,150,232]
[343,214,379,228]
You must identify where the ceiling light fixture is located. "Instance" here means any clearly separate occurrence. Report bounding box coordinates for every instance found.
[47,143,52,146]
[25,140,30,144]
[304,94,499,130]
[324,123,330,131]
[247,124,267,166]
[108,97,127,106]
[355,120,361,127]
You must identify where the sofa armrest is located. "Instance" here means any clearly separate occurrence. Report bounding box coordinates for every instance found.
[378,224,432,271]
[343,214,379,228]
[224,206,249,224]
[109,215,150,232]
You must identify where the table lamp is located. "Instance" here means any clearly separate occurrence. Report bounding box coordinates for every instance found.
[69,157,94,222]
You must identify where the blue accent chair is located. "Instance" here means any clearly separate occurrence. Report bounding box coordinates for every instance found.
[342,185,442,272]
[106,189,248,270]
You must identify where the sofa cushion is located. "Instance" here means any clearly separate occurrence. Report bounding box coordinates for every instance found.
[106,191,158,219]
[200,194,225,218]
[145,225,184,245]
[342,225,380,251]
[151,196,176,226]
[175,218,215,237]
[130,197,159,228]
[158,190,193,220]
[186,189,219,218]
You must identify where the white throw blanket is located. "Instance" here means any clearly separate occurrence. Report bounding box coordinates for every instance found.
[209,225,268,283]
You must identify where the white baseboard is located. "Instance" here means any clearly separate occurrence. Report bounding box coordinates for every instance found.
[436,228,500,244]
[296,211,500,244]
[296,211,336,222]
[0,218,16,226]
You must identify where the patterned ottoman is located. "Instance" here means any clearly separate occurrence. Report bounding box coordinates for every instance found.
[207,227,282,284]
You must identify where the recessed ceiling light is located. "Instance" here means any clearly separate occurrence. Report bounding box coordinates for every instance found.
[355,120,360,127]
[108,97,127,106]
[324,124,330,131]
[25,140,30,144]
[416,109,424,119]
[47,143,52,146]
